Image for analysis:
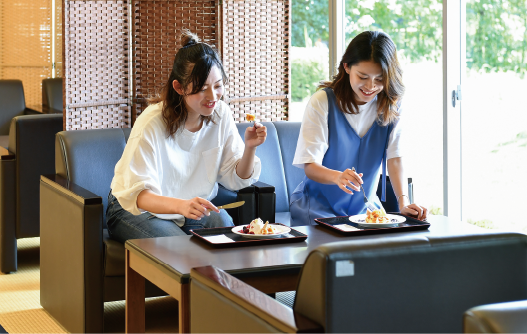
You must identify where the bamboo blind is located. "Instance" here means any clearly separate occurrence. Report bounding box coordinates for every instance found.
[55,0,63,79]
[0,0,55,106]
[63,0,130,130]
[221,0,290,122]
[131,0,217,120]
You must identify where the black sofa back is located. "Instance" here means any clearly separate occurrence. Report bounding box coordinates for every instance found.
[294,232,527,332]
[55,128,131,225]
[0,80,26,135]
[42,78,63,111]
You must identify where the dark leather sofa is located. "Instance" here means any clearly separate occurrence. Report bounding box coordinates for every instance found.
[39,124,263,333]
[190,232,527,333]
[39,121,414,332]
[0,114,63,273]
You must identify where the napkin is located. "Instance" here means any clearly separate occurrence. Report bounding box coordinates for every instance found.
[334,224,361,231]
[202,234,235,243]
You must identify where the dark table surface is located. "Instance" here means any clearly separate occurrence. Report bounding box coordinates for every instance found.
[125,215,489,283]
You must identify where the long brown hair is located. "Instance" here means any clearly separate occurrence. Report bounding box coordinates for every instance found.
[150,30,228,137]
[319,31,404,126]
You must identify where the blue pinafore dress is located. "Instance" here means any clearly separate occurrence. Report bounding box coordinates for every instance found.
[289,88,394,226]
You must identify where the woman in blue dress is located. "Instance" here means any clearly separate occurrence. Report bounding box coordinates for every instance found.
[290,31,427,226]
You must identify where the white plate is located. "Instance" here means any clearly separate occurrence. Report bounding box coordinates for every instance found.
[348,214,406,228]
[231,224,291,239]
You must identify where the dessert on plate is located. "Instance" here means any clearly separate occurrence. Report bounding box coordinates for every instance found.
[241,218,278,235]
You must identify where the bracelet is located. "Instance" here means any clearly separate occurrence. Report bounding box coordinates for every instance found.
[397,194,411,204]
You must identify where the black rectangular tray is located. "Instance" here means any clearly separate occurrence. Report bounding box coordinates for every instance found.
[190,223,307,247]
[314,213,430,236]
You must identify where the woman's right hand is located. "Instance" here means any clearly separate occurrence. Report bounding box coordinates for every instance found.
[335,168,363,194]
[178,197,219,220]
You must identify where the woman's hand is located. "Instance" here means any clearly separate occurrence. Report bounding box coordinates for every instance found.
[334,168,363,194]
[177,197,220,220]
[400,202,428,221]
[244,122,267,149]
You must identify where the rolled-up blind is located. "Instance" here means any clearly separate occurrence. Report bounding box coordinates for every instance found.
[0,0,59,107]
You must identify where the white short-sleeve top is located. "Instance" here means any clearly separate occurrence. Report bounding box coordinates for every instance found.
[292,90,404,169]
[111,101,261,224]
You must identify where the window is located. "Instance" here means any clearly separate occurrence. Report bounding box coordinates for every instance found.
[290,0,330,121]
[461,0,527,232]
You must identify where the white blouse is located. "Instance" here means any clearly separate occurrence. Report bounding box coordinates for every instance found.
[293,89,404,169]
[111,101,261,225]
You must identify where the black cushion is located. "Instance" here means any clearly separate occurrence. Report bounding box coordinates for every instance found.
[0,80,26,135]
[103,229,125,277]
[273,121,304,206]
[42,78,63,111]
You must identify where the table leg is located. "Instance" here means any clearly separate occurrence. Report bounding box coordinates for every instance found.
[126,249,145,333]
[178,283,190,333]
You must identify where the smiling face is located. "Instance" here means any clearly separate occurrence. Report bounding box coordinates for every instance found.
[344,60,384,105]
[173,65,224,119]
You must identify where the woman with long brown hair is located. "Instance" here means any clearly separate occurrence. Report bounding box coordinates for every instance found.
[106,31,267,242]
[290,31,427,226]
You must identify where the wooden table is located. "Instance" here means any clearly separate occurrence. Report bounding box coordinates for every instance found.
[125,215,487,333]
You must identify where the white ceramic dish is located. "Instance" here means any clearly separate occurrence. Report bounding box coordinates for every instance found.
[231,224,291,239]
[348,214,406,228]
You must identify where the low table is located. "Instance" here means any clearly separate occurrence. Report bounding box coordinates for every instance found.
[125,215,487,333]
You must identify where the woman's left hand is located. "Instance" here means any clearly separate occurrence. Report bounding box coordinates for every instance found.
[244,122,267,149]
[400,203,428,221]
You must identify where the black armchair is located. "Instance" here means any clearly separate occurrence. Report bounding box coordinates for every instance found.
[0,114,63,273]
[191,232,527,333]
[0,80,45,147]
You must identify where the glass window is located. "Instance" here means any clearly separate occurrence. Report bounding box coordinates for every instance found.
[290,0,330,121]
[344,0,444,213]
[462,0,527,232]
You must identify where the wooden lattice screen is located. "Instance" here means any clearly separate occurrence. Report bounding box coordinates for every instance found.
[63,0,130,130]
[64,0,289,129]
[0,0,58,107]
[131,0,218,120]
[221,0,290,122]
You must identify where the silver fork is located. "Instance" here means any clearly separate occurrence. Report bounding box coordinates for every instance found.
[351,167,378,212]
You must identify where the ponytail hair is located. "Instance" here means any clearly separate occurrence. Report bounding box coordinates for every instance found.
[150,30,228,137]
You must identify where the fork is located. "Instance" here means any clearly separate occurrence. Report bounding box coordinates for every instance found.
[351,167,379,212]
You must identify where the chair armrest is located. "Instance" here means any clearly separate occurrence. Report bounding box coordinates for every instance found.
[39,174,105,333]
[216,184,257,225]
[0,146,14,160]
[191,266,322,333]
[464,300,527,333]
[254,181,276,224]
[0,149,16,272]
